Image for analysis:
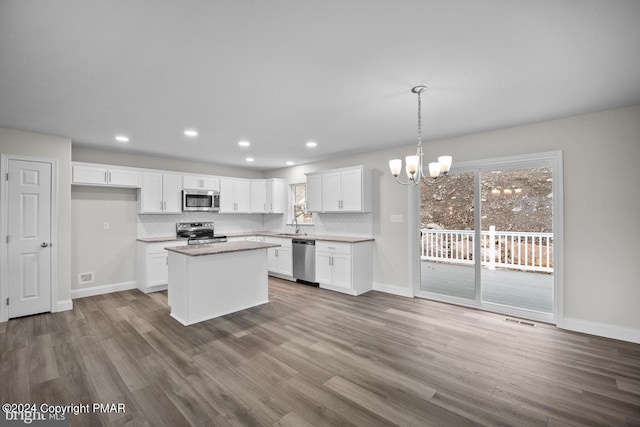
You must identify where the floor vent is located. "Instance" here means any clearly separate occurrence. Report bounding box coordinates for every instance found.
[79,271,94,285]
[505,317,536,327]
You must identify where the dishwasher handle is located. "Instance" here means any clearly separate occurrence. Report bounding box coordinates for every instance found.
[292,239,315,245]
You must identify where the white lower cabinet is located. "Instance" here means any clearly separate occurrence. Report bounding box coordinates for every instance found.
[265,237,293,278]
[316,240,373,295]
[137,240,185,292]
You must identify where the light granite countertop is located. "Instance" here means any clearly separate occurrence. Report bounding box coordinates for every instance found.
[165,241,280,257]
[137,236,189,243]
[226,231,375,243]
[138,233,374,244]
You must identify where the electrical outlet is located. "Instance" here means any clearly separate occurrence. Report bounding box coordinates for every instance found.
[103,222,110,230]
[79,271,94,285]
[390,215,403,223]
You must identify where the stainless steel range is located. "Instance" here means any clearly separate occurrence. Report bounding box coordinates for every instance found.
[176,222,227,245]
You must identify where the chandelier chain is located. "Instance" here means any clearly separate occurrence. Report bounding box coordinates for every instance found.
[417,91,422,147]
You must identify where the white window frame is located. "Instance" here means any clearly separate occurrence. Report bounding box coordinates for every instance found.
[411,150,564,325]
[288,182,314,225]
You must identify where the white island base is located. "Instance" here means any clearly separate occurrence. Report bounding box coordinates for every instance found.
[167,244,272,326]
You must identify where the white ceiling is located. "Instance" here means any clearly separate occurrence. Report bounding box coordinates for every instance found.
[1,1,639,170]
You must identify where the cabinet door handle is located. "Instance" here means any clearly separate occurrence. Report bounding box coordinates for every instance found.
[108,171,111,182]
[105,171,108,183]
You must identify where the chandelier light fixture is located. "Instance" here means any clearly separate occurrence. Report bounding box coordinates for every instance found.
[389,86,452,185]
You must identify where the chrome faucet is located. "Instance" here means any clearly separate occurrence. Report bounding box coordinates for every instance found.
[293,214,301,234]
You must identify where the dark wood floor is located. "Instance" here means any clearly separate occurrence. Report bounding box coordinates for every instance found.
[1,278,639,426]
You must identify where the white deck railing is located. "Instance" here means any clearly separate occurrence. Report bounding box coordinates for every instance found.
[421,226,553,273]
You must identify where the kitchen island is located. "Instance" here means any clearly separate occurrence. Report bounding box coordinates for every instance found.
[166,241,279,326]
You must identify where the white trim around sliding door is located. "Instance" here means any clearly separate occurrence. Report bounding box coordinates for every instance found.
[413,151,564,326]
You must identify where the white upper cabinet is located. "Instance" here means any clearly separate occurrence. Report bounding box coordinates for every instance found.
[306,166,371,213]
[220,178,251,213]
[250,180,267,213]
[73,162,287,215]
[249,179,286,214]
[306,174,322,212]
[322,171,342,212]
[139,172,183,214]
[265,179,286,214]
[183,175,219,191]
[72,163,139,187]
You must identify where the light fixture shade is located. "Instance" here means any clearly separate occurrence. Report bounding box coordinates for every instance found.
[429,162,441,178]
[389,159,402,177]
[405,163,415,179]
[438,155,452,173]
[405,155,419,175]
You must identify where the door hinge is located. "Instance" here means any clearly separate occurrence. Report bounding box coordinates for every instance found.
[5,235,9,243]
[6,298,8,306]
[5,173,8,181]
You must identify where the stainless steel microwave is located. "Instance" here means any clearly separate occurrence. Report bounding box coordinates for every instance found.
[182,190,220,212]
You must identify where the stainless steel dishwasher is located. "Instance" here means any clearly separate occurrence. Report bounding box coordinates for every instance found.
[292,238,317,283]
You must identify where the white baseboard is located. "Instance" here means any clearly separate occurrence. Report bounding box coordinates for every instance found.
[268,272,296,282]
[372,282,414,298]
[71,281,137,299]
[54,299,73,312]
[562,317,640,344]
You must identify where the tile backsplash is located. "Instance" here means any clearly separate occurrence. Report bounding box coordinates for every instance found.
[264,212,373,237]
[138,211,373,238]
[137,212,265,237]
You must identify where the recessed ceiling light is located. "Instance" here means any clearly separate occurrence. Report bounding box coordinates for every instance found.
[286,161,294,166]
[245,157,254,162]
[238,141,250,147]
[306,141,317,148]
[115,135,129,143]
[184,129,198,137]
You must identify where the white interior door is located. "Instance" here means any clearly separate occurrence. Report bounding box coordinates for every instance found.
[7,159,52,318]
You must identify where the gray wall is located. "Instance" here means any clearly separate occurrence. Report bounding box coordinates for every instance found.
[267,104,640,332]
[0,127,72,306]
[71,186,138,289]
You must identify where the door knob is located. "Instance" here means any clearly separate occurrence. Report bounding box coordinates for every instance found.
[41,242,49,247]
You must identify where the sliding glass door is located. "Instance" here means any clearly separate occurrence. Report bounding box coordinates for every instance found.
[416,152,561,323]
[479,166,554,316]
[419,171,477,304]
